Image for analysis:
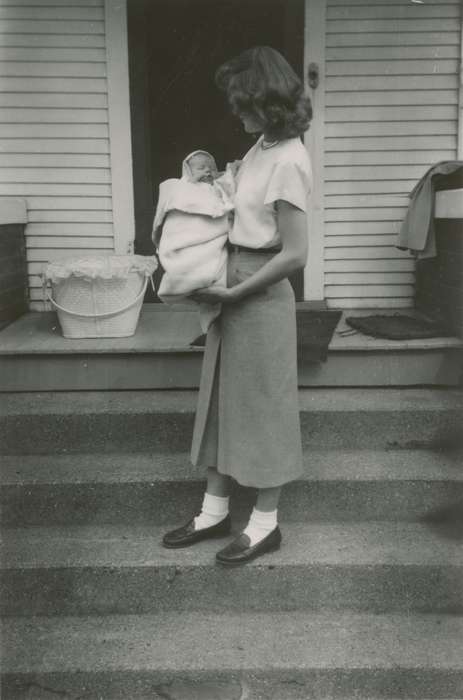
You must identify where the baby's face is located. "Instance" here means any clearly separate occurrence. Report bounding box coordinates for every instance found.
[188,154,217,184]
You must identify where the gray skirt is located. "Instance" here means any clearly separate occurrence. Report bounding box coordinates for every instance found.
[190,249,304,488]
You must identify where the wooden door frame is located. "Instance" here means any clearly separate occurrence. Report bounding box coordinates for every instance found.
[105,0,136,255]
[107,0,329,293]
[459,12,463,159]
[304,0,326,302]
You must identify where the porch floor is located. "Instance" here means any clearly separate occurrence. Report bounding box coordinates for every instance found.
[0,305,461,390]
[0,304,461,355]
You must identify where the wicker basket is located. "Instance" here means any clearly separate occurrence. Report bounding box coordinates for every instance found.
[43,255,157,339]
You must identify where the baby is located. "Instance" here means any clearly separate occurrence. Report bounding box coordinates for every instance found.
[152,150,235,334]
[187,151,218,184]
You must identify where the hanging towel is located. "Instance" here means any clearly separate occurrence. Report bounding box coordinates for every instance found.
[397,160,463,259]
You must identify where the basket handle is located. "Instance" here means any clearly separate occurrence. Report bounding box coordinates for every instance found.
[45,275,155,319]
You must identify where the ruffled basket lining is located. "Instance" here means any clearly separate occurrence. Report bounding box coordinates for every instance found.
[44,255,158,284]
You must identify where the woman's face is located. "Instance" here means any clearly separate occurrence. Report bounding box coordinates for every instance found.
[238,110,264,134]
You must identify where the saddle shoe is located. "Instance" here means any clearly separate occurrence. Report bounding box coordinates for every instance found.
[162,514,231,549]
[215,526,282,566]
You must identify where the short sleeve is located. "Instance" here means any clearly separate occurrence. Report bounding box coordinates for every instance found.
[264,159,312,212]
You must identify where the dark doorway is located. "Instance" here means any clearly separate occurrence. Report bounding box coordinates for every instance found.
[128,0,305,300]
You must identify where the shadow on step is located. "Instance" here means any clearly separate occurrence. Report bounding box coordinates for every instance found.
[421,501,463,541]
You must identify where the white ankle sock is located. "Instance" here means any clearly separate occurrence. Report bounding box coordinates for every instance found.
[243,508,278,546]
[194,493,229,530]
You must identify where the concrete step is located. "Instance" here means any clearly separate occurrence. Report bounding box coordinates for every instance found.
[1,342,460,390]
[1,388,463,455]
[2,448,463,526]
[1,308,461,390]
[2,521,462,617]
[2,611,463,699]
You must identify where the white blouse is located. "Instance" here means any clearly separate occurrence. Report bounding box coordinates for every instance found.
[230,135,312,249]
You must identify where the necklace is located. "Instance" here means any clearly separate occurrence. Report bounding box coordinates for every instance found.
[261,139,279,150]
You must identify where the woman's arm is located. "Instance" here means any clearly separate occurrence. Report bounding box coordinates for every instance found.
[192,200,308,304]
[230,200,308,301]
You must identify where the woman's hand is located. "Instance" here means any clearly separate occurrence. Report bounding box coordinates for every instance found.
[227,160,242,178]
[192,202,308,306]
[190,285,239,304]
[208,201,308,303]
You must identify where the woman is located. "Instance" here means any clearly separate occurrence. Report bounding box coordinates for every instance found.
[162,46,313,566]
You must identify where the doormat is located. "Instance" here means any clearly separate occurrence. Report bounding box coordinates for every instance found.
[296,309,342,363]
[191,310,343,363]
[345,314,452,340]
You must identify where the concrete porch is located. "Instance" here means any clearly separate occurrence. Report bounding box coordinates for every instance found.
[0,304,461,391]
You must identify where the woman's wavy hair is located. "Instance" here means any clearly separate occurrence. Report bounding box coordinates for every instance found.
[215,46,312,140]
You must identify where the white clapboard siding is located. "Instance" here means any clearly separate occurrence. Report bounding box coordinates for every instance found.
[327,75,457,91]
[26,248,112,262]
[325,91,458,106]
[0,183,112,196]
[325,180,429,195]
[326,221,402,235]
[0,0,114,310]
[325,246,408,260]
[325,151,455,166]
[330,0,459,5]
[0,93,108,108]
[0,124,109,137]
[327,106,457,121]
[0,20,104,34]
[0,62,106,77]
[326,48,460,61]
[324,0,461,308]
[328,18,457,32]
[0,0,103,6]
[28,275,48,289]
[26,222,113,234]
[0,109,109,123]
[0,138,110,153]
[325,259,415,273]
[325,135,457,151]
[0,6,104,20]
[325,208,406,222]
[327,33,461,49]
[326,284,415,297]
[325,194,410,208]
[325,121,456,136]
[325,165,432,181]
[27,210,113,223]
[26,236,113,249]
[327,298,413,309]
[0,168,111,183]
[0,34,105,48]
[0,47,106,61]
[326,60,459,77]
[327,5,460,19]
[2,196,113,210]
[326,235,399,247]
[2,154,111,167]
[326,272,415,285]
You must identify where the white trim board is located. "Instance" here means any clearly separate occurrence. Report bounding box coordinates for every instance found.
[435,189,463,219]
[0,198,27,225]
[304,0,326,301]
[105,0,136,254]
[458,11,463,160]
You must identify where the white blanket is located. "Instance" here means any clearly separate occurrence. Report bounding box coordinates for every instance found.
[152,174,234,332]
